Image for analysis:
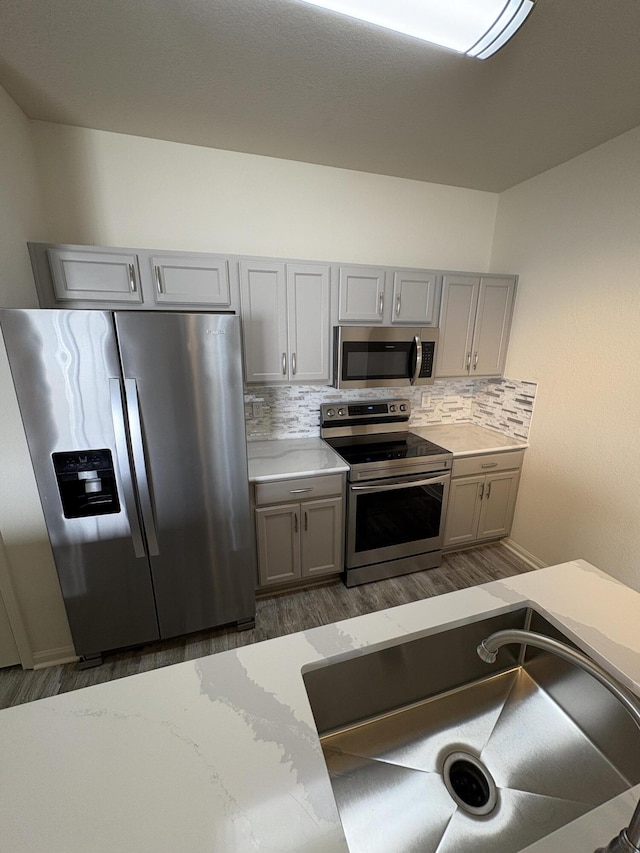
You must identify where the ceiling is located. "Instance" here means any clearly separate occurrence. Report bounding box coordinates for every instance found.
[0,0,639,192]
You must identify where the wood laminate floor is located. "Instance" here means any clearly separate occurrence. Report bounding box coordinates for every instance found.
[0,543,534,710]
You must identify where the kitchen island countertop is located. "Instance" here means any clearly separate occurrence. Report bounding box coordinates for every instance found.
[1,560,639,853]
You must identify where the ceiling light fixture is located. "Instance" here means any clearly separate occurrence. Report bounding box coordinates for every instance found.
[297,0,536,59]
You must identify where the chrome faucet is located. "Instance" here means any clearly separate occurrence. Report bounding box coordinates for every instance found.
[477,629,640,853]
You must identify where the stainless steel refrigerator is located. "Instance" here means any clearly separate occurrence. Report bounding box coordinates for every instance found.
[0,309,256,665]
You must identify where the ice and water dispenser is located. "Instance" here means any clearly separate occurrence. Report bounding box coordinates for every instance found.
[52,449,120,518]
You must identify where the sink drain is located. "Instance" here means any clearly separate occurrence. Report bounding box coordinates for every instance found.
[442,751,498,816]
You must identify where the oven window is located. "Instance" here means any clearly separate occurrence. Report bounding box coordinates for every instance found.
[342,341,413,381]
[354,482,444,553]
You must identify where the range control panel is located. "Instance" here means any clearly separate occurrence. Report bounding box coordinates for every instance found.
[321,399,411,426]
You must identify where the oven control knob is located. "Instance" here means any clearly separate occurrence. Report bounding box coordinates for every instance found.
[389,404,397,413]
[337,408,346,417]
[399,404,407,412]
[326,408,335,418]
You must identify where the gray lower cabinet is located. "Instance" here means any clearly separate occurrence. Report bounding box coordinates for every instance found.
[240,260,331,384]
[254,474,345,587]
[29,243,238,311]
[443,450,524,549]
[435,274,516,377]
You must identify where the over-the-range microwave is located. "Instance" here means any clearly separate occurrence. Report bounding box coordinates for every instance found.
[333,326,439,389]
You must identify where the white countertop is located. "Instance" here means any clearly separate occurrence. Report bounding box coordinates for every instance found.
[247,437,349,482]
[1,560,639,853]
[412,422,528,456]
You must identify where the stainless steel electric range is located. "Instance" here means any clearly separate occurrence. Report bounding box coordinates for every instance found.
[321,399,453,587]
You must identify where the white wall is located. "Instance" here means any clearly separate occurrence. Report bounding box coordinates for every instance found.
[31,122,498,270]
[492,126,640,591]
[0,86,76,666]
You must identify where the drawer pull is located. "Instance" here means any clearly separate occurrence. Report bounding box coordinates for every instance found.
[481,462,498,468]
[290,488,313,494]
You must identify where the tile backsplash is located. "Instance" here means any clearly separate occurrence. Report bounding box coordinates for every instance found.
[244,377,536,442]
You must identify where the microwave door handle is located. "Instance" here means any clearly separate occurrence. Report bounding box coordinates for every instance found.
[351,474,450,493]
[411,335,423,384]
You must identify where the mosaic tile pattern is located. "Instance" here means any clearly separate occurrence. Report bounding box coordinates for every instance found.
[471,378,537,440]
[244,377,537,442]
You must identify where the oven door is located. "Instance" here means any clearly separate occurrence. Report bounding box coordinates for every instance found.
[346,472,450,569]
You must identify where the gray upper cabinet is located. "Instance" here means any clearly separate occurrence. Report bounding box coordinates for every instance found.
[391,269,440,325]
[286,263,331,383]
[29,242,240,312]
[338,266,386,322]
[435,274,516,377]
[148,254,231,306]
[240,260,331,385]
[46,247,143,304]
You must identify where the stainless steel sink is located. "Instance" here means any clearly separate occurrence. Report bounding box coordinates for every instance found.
[303,608,640,853]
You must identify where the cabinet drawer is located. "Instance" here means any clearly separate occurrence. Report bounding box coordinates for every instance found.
[452,450,524,478]
[255,474,343,506]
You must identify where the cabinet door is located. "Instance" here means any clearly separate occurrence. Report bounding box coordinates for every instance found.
[477,470,520,540]
[442,475,484,548]
[287,264,331,384]
[435,275,480,377]
[150,255,231,306]
[256,504,301,585]
[301,497,343,578]
[391,270,439,325]
[240,261,288,383]
[47,248,143,303]
[471,277,516,376]
[338,266,386,322]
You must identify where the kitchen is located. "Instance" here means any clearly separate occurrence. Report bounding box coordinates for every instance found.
[0,2,640,851]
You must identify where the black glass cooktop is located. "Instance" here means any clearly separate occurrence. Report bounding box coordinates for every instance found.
[324,432,450,465]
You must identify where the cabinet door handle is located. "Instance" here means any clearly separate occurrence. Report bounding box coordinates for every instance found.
[128,263,137,293]
[466,352,472,370]
[294,512,298,533]
[481,462,498,469]
[473,352,479,370]
[379,291,384,315]
[396,294,401,316]
[282,352,287,375]
[479,483,485,500]
[486,482,492,499]
[304,511,308,532]
[291,352,296,375]
[154,265,163,294]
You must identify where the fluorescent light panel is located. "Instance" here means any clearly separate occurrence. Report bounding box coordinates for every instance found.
[298,0,536,59]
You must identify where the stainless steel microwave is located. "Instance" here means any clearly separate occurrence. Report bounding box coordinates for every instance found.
[333,326,439,389]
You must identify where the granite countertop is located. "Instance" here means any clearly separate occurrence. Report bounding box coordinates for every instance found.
[411,422,529,456]
[247,437,349,482]
[1,560,639,853]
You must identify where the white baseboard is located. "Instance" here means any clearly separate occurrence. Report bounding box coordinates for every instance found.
[32,645,78,670]
[502,538,547,571]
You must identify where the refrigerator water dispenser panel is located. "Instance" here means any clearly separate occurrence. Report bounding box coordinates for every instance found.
[52,449,121,518]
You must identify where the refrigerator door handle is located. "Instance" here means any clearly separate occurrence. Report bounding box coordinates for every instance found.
[109,378,147,559]
[123,377,161,557]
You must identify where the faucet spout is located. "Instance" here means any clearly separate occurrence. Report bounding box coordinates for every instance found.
[477,629,640,853]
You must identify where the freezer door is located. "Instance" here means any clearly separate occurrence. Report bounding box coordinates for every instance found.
[114,312,256,637]
[0,309,160,657]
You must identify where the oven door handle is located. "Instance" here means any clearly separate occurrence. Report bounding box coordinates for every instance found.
[410,335,423,385]
[350,474,450,493]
